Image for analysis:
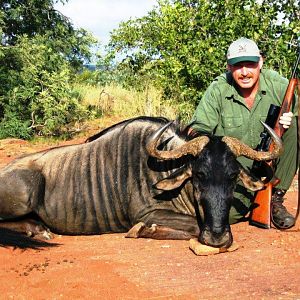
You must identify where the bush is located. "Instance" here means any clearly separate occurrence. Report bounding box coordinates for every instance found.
[0,35,90,139]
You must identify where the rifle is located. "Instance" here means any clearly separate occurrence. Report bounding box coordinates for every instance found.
[249,42,300,229]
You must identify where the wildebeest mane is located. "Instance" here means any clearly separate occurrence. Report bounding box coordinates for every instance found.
[84,116,211,144]
[85,116,170,143]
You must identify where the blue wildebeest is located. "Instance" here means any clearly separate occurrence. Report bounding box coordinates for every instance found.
[0,117,282,248]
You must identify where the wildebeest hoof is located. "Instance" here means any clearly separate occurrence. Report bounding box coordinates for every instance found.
[30,229,53,240]
[125,222,146,238]
[150,224,157,233]
[38,229,53,240]
[24,222,54,240]
[26,231,33,237]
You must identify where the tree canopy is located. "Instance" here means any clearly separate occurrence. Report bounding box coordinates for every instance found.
[0,0,97,138]
[107,0,300,109]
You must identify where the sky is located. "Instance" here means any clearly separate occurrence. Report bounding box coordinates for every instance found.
[54,0,158,47]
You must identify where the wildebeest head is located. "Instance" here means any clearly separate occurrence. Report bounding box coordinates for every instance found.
[147,122,283,248]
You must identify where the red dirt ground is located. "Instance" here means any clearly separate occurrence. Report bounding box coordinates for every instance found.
[0,129,299,300]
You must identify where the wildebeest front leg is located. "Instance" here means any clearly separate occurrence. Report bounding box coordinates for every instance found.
[126,222,196,240]
[126,210,199,240]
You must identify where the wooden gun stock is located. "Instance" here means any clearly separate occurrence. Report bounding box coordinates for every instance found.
[249,179,279,229]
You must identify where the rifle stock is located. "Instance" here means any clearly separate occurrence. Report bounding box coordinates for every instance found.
[249,49,299,228]
[249,179,279,228]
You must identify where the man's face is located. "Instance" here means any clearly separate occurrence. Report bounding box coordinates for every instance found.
[228,58,263,90]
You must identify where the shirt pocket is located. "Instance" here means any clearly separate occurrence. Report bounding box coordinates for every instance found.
[221,116,243,139]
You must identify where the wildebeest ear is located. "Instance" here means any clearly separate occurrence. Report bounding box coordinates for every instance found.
[153,166,192,191]
[239,168,264,191]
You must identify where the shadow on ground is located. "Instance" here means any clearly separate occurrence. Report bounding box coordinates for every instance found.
[0,228,59,249]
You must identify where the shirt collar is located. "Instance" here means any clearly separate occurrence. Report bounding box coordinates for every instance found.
[258,70,267,95]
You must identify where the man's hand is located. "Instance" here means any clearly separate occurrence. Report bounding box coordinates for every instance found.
[279,112,293,129]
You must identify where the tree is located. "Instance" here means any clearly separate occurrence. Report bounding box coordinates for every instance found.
[0,35,90,138]
[0,0,97,138]
[107,0,300,112]
[1,0,96,69]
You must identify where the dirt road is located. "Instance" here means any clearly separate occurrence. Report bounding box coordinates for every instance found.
[0,137,299,300]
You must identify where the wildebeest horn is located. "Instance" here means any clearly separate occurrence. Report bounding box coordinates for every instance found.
[147,121,210,160]
[222,122,283,160]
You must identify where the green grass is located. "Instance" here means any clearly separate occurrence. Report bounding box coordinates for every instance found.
[73,83,194,122]
[27,83,195,142]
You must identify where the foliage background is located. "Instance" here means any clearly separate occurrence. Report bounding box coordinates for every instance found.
[0,0,96,138]
[0,0,299,138]
[107,0,299,112]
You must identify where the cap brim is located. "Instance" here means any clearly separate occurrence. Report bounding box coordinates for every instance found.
[227,56,260,65]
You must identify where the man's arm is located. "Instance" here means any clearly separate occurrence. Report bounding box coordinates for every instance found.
[190,83,222,133]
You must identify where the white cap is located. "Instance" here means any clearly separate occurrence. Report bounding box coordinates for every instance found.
[227,38,260,65]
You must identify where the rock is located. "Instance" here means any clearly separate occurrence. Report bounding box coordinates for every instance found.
[189,238,239,256]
